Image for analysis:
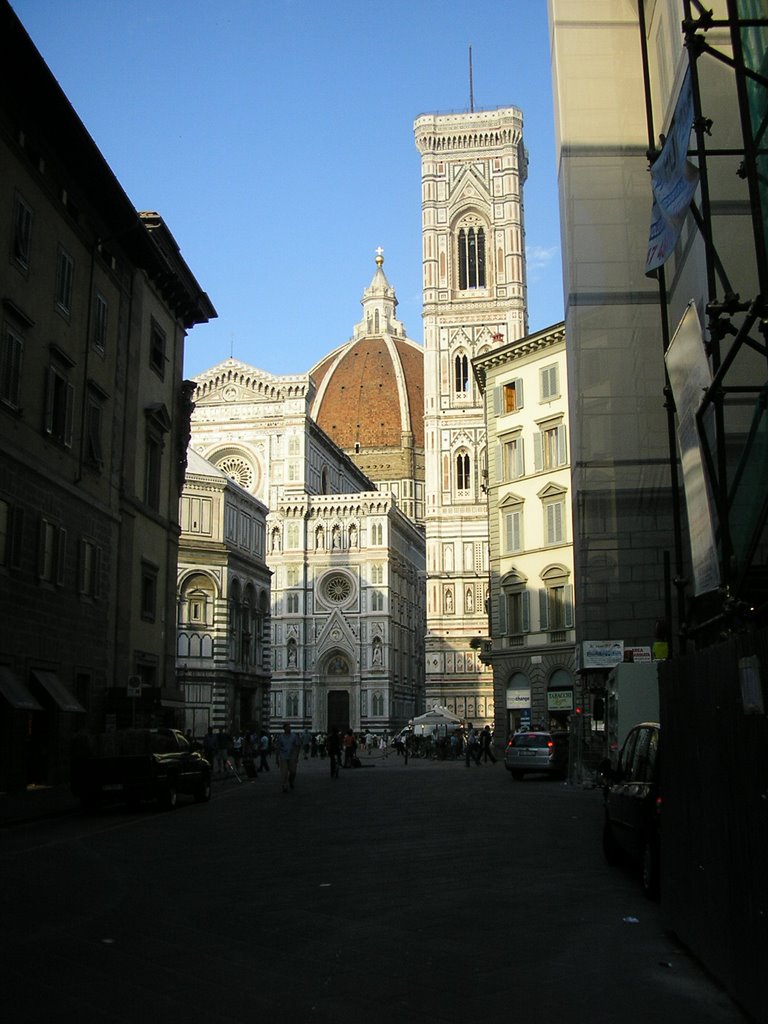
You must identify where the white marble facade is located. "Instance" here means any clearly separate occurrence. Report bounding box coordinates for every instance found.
[188,356,425,734]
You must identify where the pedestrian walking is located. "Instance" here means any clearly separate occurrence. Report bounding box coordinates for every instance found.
[215,726,230,776]
[276,722,302,792]
[342,729,356,768]
[326,725,341,779]
[481,725,497,763]
[257,731,271,773]
[464,723,482,767]
[301,728,312,760]
[231,731,243,769]
[203,727,217,772]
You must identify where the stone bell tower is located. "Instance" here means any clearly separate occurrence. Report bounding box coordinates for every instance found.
[414,106,528,723]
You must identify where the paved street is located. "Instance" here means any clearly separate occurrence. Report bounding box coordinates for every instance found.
[1,750,750,1023]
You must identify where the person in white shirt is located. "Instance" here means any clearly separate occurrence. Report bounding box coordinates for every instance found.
[276,723,302,792]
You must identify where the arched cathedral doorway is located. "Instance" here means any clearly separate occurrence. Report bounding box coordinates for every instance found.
[325,652,352,730]
[327,690,350,732]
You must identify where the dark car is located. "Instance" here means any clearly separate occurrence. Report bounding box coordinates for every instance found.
[504,731,569,780]
[72,727,212,810]
[601,721,661,899]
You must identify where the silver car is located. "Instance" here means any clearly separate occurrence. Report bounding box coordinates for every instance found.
[504,731,569,780]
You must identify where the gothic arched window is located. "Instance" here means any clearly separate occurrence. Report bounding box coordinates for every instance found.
[458,225,486,289]
[456,450,471,494]
[454,353,469,395]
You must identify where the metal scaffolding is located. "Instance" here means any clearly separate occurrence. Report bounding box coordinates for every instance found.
[640,0,768,644]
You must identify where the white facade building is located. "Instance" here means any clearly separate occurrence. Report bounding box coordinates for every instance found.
[474,322,577,739]
[188,346,425,734]
[177,450,271,738]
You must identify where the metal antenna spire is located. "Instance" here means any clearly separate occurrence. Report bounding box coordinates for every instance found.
[469,44,474,112]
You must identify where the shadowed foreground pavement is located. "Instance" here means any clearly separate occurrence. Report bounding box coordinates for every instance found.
[0,750,751,1023]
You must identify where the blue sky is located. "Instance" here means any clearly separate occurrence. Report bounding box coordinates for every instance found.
[10,0,563,380]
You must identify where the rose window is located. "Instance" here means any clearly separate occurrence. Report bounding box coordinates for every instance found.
[216,456,254,490]
[324,574,352,603]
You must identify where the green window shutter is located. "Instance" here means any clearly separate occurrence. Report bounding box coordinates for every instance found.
[564,584,574,628]
[539,588,549,630]
[557,424,568,465]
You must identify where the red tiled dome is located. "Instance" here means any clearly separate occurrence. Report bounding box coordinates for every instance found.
[310,335,424,451]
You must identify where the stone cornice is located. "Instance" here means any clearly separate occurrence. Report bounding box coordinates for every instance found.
[472,322,566,391]
[414,107,524,155]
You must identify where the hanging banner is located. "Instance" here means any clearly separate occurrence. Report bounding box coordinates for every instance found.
[665,301,721,595]
[645,70,699,274]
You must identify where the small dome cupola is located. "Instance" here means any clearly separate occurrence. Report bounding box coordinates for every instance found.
[354,248,407,340]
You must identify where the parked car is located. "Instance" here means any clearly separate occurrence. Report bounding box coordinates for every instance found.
[71,727,212,810]
[601,721,661,899]
[504,731,569,780]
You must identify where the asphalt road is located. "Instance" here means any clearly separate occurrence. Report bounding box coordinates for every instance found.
[1,751,750,1023]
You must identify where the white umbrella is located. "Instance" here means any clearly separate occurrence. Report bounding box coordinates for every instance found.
[412,706,462,737]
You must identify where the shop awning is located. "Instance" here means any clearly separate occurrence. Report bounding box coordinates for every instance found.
[31,670,86,713]
[0,667,43,711]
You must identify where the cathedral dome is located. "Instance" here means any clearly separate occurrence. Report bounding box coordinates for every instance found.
[309,252,424,452]
[310,334,424,451]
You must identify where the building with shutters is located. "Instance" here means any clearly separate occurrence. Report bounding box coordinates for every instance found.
[0,3,215,791]
[473,321,577,737]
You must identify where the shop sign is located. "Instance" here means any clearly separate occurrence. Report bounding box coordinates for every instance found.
[506,688,531,709]
[582,640,624,669]
[547,688,574,712]
[625,646,652,664]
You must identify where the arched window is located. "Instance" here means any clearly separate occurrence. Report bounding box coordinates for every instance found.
[180,574,215,627]
[456,450,471,493]
[454,352,469,395]
[458,225,486,289]
[540,566,573,632]
[500,570,530,638]
[372,690,384,715]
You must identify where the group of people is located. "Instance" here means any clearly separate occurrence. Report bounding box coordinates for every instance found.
[393,724,497,764]
[463,723,497,766]
[197,724,396,791]
[197,722,497,792]
[201,726,273,778]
